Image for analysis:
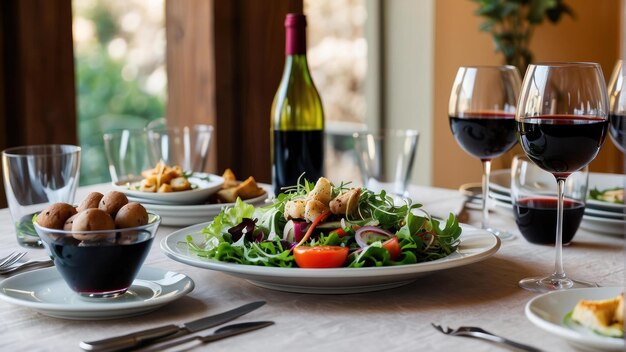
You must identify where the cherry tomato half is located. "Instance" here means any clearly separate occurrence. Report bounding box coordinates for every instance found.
[293,246,349,268]
[382,236,401,261]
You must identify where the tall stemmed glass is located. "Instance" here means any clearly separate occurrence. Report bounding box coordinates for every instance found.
[607,60,626,153]
[516,62,609,292]
[449,66,521,238]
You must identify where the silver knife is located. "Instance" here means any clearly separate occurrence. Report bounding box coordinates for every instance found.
[138,321,274,352]
[80,301,266,352]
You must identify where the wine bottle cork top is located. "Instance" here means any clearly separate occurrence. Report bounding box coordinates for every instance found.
[285,13,306,28]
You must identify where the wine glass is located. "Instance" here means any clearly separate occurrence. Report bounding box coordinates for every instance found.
[448,66,521,239]
[607,60,626,153]
[516,62,609,292]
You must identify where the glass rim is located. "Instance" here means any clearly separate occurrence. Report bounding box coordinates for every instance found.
[352,128,419,138]
[456,65,519,71]
[528,61,601,69]
[147,124,214,133]
[1,144,81,157]
[34,212,161,235]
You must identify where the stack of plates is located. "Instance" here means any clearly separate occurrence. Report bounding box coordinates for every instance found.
[112,173,270,226]
[486,170,625,236]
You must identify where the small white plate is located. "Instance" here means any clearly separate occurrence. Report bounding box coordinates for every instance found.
[525,287,624,351]
[587,172,626,212]
[490,170,625,214]
[0,267,194,320]
[144,183,271,226]
[112,173,224,205]
[579,214,626,236]
[584,206,626,220]
[161,223,500,294]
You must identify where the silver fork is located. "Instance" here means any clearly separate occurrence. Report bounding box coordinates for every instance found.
[0,252,26,269]
[431,323,544,352]
[0,258,54,275]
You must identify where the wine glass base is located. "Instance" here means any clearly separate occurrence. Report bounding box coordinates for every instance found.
[519,275,598,293]
[485,227,516,241]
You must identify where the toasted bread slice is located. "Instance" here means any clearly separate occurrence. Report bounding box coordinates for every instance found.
[572,293,624,337]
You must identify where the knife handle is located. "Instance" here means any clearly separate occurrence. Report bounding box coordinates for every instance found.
[79,324,181,352]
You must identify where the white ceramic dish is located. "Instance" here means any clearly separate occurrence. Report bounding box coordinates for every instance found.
[144,184,270,226]
[587,172,626,212]
[0,267,194,320]
[525,287,624,351]
[112,173,224,205]
[161,223,500,294]
[579,214,626,236]
[490,170,625,214]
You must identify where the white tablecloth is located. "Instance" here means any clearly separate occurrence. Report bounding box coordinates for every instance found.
[0,183,622,351]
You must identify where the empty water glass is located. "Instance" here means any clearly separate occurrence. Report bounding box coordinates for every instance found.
[103,129,151,183]
[146,124,213,173]
[2,144,81,247]
[353,129,419,197]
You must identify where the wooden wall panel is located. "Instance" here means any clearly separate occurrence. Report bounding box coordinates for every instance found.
[0,0,77,208]
[166,0,300,181]
[213,0,302,182]
[433,0,624,189]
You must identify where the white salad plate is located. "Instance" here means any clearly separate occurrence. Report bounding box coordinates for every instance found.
[525,287,624,351]
[0,267,194,320]
[161,223,500,294]
[144,184,271,226]
[112,172,224,205]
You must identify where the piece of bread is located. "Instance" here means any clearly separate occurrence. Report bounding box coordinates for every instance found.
[236,176,265,199]
[572,293,624,337]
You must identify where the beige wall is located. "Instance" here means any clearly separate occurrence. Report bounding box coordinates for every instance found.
[433,0,623,189]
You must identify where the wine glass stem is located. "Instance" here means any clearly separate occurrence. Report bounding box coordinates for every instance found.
[553,177,567,279]
[481,160,491,229]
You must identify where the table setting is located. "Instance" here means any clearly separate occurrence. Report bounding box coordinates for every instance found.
[0,61,623,352]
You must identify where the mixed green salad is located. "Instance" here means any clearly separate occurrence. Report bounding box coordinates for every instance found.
[589,187,624,204]
[186,177,462,268]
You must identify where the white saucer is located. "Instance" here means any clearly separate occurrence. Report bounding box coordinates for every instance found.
[0,267,194,320]
[525,287,624,351]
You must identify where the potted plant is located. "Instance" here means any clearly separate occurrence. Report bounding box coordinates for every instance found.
[471,0,575,74]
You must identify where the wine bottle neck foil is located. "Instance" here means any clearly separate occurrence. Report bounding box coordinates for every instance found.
[285,13,306,56]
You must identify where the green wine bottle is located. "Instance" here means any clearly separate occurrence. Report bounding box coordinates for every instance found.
[271,13,324,195]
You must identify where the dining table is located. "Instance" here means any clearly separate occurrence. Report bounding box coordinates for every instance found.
[0,181,622,352]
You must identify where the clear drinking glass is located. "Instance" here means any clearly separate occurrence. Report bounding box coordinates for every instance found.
[448,66,521,238]
[2,145,81,247]
[516,62,609,292]
[103,129,151,183]
[146,123,213,173]
[511,155,588,246]
[607,60,626,153]
[353,129,419,198]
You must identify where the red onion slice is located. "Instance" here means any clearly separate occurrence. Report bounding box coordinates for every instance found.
[354,226,393,248]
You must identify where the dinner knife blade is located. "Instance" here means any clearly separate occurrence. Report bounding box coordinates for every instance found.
[139,321,275,352]
[79,301,266,352]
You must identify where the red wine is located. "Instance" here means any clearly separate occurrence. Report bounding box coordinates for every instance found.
[517,116,608,178]
[273,130,324,194]
[514,197,584,245]
[449,112,517,161]
[609,113,626,152]
[48,234,153,295]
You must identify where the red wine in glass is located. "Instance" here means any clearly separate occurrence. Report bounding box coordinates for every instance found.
[513,197,585,245]
[517,116,609,178]
[449,112,517,161]
[609,113,626,152]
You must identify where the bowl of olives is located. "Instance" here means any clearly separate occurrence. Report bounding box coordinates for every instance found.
[33,191,161,298]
